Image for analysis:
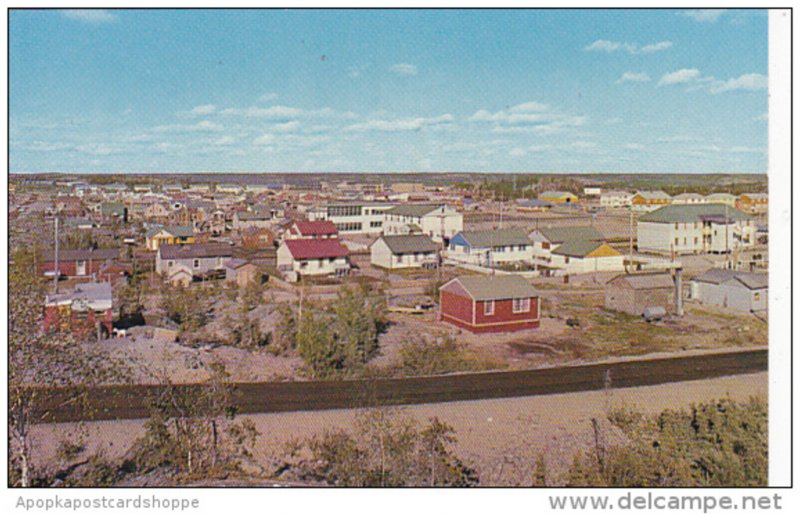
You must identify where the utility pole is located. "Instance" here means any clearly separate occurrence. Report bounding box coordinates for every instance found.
[53,216,60,294]
[628,205,634,272]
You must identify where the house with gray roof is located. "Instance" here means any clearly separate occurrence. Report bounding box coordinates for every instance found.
[439,275,540,333]
[604,272,677,316]
[382,204,462,242]
[637,204,755,255]
[155,243,234,279]
[530,225,623,274]
[370,234,439,270]
[689,269,767,312]
[446,229,533,267]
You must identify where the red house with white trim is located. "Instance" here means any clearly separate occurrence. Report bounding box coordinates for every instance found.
[439,275,540,333]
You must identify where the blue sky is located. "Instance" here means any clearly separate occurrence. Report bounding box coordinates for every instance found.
[9,8,768,174]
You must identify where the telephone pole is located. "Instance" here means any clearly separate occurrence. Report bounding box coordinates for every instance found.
[53,216,60,293]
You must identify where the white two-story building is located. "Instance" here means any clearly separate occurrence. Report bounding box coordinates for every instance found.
[382,204,462,242]
[308,202,393,235]
[637,204,755,255]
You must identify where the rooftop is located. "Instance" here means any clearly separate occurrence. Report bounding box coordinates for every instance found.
[537,226,605,244]
[607,272,675,290]
[377,234,438,254]
[692,269,768,289]
[384,204,446,217]
[443,275,539,301]
[293,220,338,236]
[453,228,532,248]
[158,243,233,260]
[638,204,750,224]
[283,239,349,260]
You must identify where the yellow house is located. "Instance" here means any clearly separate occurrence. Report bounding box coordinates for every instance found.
[538,191,579,203]
[146,225,196,251]
[736,193,768,214]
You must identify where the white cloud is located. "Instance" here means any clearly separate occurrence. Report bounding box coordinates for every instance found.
[657,135,703,143]
[472,102,585,136]
[152,120,223,133]
[24,141,72,152]
[509,148,526,157]
[253,134,275,146]
[258,92,278,103]
[640,41,673,53]
[617,72,651,84]
[61,9,117,24]
[390,63,418,76]
[624,143,645,150]
[219,104,355,120]
[571,141,597,149]
[680,10,728,23]
[658,68,701,86]
[709,73,768,94]
[212,136,236,146]
[510,101,548,113]
[731,146,765,154]
[584,39,672,55]
[585,40,628,53]
[189,104,217,115]
[272,121,301,133]
[75,144,117,156]
[346,114,453,132]
[220,105,303,118]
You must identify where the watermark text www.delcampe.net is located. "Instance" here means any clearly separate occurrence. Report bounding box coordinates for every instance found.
[549,492,783,513]
[16,495,200,511]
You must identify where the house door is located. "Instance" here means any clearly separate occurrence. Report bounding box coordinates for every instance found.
[76,260,87,276]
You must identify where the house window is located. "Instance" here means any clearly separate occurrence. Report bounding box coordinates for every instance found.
[484,301,495,316]
[674,223,679,229]
[542,242,550,250]
[754,292,761,301]
[694,237,698,245]
[512,298,531,313]
[168,260,174,268]
[193,259,200,268]
[564,256,570,264]
[674,238,679,246]
[300,261,308,269]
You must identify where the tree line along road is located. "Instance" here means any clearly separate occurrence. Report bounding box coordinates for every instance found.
[29,349,767,423]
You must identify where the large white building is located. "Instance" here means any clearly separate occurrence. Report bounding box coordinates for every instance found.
[600,190,632,209]
[308,202,393,235]
[382,204,462,242]
[637,204,755,255]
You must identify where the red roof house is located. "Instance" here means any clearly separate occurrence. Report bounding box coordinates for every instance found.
[286,220,339,240]
[276,239,350,278]
[439,275,540,333]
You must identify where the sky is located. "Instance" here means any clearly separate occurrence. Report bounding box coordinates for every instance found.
[9,8,768,174]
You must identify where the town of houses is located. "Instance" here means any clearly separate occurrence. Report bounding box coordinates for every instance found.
[9,177,768,339]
